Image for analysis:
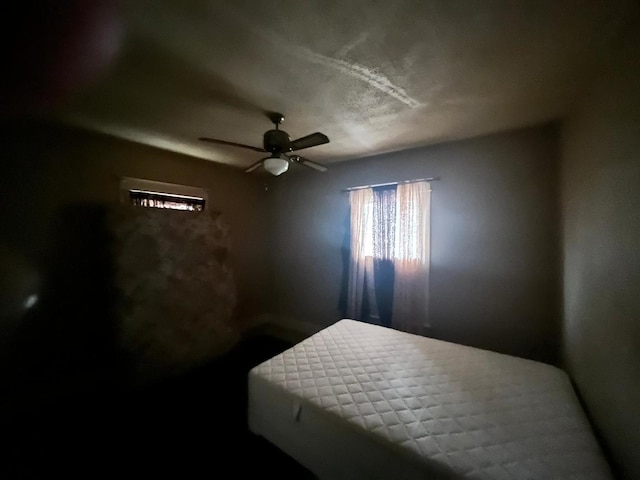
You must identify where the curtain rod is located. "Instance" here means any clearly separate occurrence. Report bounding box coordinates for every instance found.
[342,177,439,192]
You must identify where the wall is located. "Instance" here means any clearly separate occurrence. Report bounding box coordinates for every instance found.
[561,20,640,479]
[268,125,561,363]
[0,120,269,398]
[109,207,237,380]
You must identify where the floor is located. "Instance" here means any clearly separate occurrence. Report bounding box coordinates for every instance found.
[3,333,314,479]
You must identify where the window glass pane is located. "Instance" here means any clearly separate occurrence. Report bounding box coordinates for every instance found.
[129,190,205,211]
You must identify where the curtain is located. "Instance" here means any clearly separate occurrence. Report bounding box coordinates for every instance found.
[346,188,374,319]
[372,186,396,327]
[347,181,431,334]
[392,182,431,334]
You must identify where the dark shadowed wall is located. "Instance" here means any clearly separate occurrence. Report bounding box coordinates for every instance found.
[561,21,640,480]
[268,125,561,364]
[0,120,269,397]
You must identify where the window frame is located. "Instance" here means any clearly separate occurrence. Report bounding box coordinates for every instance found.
[120,177,209,212]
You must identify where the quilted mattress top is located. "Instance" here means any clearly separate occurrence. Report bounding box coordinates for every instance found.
[250,320,611,479]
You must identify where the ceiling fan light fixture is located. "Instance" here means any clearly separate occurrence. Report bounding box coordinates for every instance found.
[263,155,289,176]
[199,112,329,175]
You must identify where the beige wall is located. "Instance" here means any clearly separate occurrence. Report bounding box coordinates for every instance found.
[0,120,269,393]
[561,21,640,479]
[268,125,561,364]
[0,120,269,319]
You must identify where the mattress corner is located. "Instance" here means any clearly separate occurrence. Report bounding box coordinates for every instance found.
[337,318,357,326]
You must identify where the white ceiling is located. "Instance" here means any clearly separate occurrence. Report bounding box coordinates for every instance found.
[55,0,636,168]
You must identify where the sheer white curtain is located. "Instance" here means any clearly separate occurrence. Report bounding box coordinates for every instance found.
[346,188,374,319]
[392,182,431,334]
[347,182,431,333]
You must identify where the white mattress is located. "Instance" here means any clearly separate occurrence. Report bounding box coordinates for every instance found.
[248,320,611,479]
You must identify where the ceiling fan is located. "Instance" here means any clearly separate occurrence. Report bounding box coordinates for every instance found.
[199,112,329,176]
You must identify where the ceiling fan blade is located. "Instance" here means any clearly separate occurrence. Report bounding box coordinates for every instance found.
[296,156,328,172]
[244,159,264,173]
[199,137,265,153]
[289,132,329,152]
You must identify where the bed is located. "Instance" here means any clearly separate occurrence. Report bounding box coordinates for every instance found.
[248,320,611,479]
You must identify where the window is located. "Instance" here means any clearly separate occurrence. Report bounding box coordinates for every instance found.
[359,183,429,260]
[120,177,208,212]
[129,190,205,211]
[346,181,431,334]
[360,191,426,261]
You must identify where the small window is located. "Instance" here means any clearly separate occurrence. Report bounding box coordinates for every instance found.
[129,190,205,211]
[120,177,209,212]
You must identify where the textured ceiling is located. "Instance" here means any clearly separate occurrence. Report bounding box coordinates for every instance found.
[55,0,635,168]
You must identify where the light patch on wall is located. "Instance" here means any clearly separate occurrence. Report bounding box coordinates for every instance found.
[428,210,469,268]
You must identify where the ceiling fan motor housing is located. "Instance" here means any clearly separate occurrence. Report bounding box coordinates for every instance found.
[264,129,291,153]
